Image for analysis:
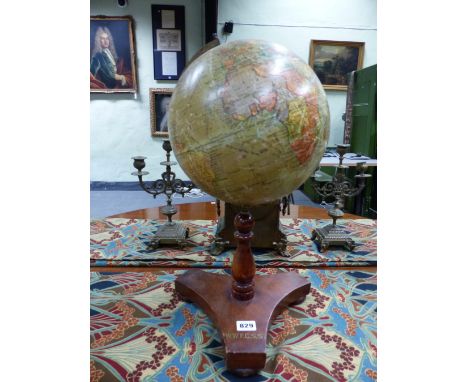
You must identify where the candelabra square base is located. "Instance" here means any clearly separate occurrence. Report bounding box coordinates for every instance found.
[311,224,356,252]
[148,222,189,249]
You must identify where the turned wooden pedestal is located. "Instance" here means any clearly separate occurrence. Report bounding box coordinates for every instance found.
[175,211,311,376]
[215,201,287,250]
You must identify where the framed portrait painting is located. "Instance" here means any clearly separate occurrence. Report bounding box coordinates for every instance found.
[309,40,364,90]
[90,16,137,93]
[150,88,173,137]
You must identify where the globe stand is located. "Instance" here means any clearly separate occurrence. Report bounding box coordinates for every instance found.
[175,210,310,376]
[209,199,291,257]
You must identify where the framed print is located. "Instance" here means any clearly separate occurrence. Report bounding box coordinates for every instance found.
[309,40,364,91]
[90,16,137,93]
[150,88,173,137]
[156,29,182,51]
[152,5,186,80]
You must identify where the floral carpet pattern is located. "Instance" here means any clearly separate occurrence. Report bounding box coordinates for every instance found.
[90,269,376,382]
[90,218,376,268]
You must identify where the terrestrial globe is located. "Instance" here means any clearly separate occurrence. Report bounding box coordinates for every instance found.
[168,39,330,206]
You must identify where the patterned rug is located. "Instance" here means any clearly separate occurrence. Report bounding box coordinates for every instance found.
[91,269,377,382]
[90,218,376,268]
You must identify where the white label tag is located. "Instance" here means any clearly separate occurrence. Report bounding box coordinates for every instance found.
[236,321,256,331]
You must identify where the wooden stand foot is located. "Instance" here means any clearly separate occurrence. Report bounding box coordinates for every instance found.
[175,270,310,373]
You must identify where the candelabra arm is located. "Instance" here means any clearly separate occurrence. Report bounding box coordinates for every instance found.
[137,176,166,198]
[310,179,336,199]
[343,182,366,199]
[162,170,176,183]
[136,176,156,197]
[173,180,193,197]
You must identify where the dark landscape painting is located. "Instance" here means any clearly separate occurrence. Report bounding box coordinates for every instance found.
[310,40,364,90]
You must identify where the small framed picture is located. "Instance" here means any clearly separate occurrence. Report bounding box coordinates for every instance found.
[309,40,364,90]
[90,16,137,93]
[150,88,173,137]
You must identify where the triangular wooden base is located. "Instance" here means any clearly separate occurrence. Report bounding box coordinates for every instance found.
[175,269,310,376]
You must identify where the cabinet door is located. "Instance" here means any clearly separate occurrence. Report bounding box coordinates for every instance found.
[349,64,377,217]
[350,64,377,158]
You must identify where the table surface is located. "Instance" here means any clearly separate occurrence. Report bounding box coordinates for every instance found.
[319,153,377,167]
[91,202,375,272]
[107,201,363,220]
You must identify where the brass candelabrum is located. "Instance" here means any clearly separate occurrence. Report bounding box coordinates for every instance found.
[131,140,193,249]
[310,144,371,252]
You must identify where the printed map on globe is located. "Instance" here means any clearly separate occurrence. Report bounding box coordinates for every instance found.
[169,39,330,206]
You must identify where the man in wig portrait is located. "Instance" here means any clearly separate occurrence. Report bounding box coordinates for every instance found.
[90,26,132,90]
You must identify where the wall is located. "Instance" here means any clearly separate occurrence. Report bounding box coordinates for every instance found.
[217,0,377,148]
[90,0,202,181]
[90,0,376,182]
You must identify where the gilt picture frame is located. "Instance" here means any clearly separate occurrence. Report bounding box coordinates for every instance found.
[90,16,137,93]
[150,88,173,137]
[309,40,364,91]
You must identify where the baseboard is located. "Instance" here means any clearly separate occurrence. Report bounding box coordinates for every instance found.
[90,181,192,191]
[90,182,140,191]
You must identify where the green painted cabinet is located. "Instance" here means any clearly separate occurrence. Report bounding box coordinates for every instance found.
[302,64,377,218]
[350,64,377,158]
[348,64,377,218]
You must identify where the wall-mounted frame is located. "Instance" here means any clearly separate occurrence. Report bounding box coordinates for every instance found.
[152,5,186,80]
[150,88,173,137]
[90,16,137,93]
[309,40,364,91]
